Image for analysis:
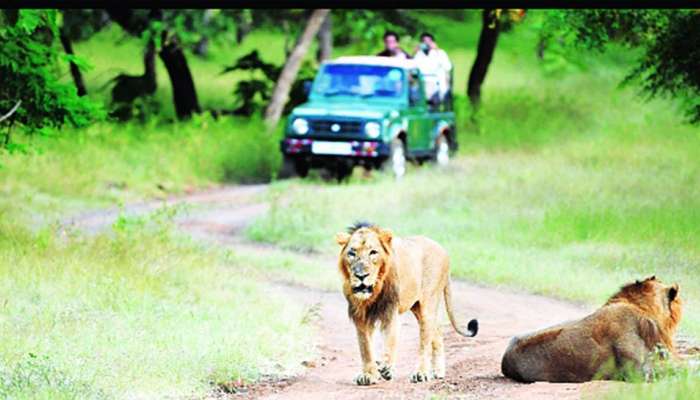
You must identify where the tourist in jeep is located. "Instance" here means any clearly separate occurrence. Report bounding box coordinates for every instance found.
[413,32,452,109]
[376,30,410,59]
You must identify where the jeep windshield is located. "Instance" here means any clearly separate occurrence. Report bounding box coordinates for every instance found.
[312,64,405,100]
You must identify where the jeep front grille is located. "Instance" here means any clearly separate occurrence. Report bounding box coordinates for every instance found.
[309,119,363,134]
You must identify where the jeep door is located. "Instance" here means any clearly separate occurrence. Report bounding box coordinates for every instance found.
[406,69,433,153]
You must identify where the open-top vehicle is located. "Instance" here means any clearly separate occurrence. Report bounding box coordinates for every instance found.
[280,56,456,180]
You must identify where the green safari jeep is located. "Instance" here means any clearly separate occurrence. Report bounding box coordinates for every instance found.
[280,56,456,180]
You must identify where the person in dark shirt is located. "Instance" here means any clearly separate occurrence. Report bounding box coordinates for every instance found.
[376,31,410,59]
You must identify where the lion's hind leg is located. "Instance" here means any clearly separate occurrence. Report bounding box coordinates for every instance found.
[410,301,437,383]
[431,325,446,379]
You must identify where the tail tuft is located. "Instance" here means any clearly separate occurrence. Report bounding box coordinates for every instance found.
[444,279,479,338]
[466,319,479,337]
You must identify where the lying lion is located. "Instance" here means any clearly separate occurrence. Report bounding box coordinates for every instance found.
[501,276,682,383]
[335,222,478,385]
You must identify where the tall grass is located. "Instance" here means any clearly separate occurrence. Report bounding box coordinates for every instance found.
[601,365,700,400]
[0,214,311,399]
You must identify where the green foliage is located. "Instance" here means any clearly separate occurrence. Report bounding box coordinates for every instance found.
[540,9,700,123]
[0,10,103,134]
[222,50,317,116]
[158,9,236,50]
[626,12,700,123]
[333,10,425,51]
[60,9,109,42]
[541,9,673,50]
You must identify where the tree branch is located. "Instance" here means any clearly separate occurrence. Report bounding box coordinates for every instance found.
[0,100,21,124]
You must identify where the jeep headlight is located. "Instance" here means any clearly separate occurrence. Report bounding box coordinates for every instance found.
[364,122,381,138]
[292,118,309,134]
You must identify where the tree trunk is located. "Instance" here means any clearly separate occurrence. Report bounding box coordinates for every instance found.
[159,31,201,120]
[265,9,330,128]
[316,12,332,62]
[106,9,200,120]
[235,9,252,44]
[282,20,293,59]
[59,29,87,96]
[193,9,213,57]
[536,36,546,60]
[467,9,500,109]
[143,39,157,93]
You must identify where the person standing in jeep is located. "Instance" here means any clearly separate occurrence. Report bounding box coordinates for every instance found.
[376,31,410,59]
[413,32,453,110]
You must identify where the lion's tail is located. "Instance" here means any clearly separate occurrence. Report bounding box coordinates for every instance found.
[444,278,478,337]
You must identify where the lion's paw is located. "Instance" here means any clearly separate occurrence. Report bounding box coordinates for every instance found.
[376,362,394,381]
[354,372,379,386]
[410,371,430,383]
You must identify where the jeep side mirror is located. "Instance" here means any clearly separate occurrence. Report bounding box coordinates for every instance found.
[303,80,313,97]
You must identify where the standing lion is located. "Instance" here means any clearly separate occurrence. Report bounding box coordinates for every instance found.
[501,276,682,383]
[334,222,478,385]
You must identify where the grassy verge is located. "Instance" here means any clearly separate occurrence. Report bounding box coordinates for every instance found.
[246,127,700,335]
[0,115,280,224]
[0,212,312,399]
[600,362,700,400]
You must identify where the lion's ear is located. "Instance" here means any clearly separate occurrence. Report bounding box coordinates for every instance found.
[378,228,393,248]
[669,284,679,301]
[335,232,351,246]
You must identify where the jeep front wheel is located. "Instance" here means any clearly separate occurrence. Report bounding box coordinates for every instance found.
[382,138,406,179]
[279,155,309,179]
[433,134,450,167]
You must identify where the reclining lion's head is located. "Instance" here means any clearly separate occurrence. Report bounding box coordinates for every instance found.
[335,222,393,302]
[606,275,682,334]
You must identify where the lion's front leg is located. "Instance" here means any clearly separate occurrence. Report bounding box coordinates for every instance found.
[378,309,400,381]
[354,322,380,385]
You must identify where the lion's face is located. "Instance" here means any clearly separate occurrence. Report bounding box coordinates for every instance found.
[336,227,392,301]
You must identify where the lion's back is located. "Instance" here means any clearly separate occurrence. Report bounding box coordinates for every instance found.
[501,305,650,383]
[402,235,448,262]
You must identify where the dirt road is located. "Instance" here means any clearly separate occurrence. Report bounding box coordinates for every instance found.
[65,184,622,399]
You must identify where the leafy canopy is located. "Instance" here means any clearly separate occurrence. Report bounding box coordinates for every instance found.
[0,9,103,132]
[541,9,700,123]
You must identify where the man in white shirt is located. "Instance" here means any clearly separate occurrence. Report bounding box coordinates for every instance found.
[413,32,452,108]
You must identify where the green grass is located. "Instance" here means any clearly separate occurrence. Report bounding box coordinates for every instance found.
[0,213,312,399]
[0,115,281,225]
[229,246,339,291]
[600,362,700,400]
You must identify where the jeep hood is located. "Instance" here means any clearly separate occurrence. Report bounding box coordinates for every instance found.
[291,101,400,120]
